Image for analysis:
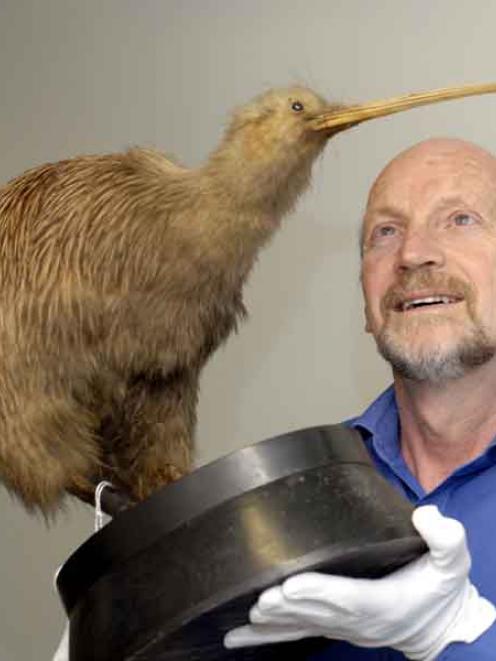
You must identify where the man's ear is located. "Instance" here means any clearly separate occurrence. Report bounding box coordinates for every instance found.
[364,306,372,333]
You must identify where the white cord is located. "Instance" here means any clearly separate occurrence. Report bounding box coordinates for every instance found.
[50,482,115,661]
[94,480,114,532]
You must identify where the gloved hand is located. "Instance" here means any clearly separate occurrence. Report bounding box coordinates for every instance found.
[224,505,496,660]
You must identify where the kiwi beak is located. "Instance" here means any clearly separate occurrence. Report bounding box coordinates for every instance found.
[310,82,496,134]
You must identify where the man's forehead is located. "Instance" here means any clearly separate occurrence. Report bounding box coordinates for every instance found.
[366,138,496,210]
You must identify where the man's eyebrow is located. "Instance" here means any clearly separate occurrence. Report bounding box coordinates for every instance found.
[429,195,472,212]
[367,197,474,221]
[364,205,408,221]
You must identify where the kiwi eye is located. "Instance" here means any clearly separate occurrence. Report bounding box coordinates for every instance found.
[291,101,304,112]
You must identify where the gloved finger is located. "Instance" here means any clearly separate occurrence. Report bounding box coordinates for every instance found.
[257,585,286,611]
[224,624,318,648]
[250,597,355,634]
[249,603,300,626]
[412,505,469,570]
[282,572,370,612]
[255,586,327,627]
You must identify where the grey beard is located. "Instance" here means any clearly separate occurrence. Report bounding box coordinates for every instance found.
[376,327,496,383]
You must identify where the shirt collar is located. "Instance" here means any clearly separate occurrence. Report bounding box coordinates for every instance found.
[348,385,402,464]
[348,384,496,498]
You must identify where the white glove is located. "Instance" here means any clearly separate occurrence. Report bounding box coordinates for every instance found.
[224,505,496,660]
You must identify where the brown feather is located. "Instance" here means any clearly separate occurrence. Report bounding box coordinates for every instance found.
[0,86,334,514]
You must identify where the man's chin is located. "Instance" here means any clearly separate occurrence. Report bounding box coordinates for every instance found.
[375,330,496,383]
[384,310,465,332]
[381,330,458,358]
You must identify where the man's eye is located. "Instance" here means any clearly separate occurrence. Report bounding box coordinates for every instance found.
[452,212,477,227]
[372,225,397,239]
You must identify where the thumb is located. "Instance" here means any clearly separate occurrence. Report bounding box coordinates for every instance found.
[412,505,470,572]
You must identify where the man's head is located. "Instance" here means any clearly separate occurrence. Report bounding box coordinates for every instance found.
[361,137,496,382]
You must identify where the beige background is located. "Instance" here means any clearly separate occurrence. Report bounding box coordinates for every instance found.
[0,1,495,658]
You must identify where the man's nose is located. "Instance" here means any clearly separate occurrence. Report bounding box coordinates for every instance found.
[397,228,445,272]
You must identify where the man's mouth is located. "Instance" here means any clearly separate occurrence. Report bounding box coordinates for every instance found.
[394,294,463,312]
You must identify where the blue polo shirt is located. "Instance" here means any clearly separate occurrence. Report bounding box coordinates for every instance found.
[311,385,496,660]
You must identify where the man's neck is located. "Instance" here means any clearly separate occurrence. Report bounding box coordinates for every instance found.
[394,361,496,492]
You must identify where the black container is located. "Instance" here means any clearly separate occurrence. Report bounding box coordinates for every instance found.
[57,424,426,660]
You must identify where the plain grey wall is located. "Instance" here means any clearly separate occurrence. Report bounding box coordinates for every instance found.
[0,1,495,658]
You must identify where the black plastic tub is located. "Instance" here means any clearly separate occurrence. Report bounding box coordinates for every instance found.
[56,424,426,660]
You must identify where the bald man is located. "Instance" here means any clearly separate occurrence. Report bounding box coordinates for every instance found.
[225,138,496,659]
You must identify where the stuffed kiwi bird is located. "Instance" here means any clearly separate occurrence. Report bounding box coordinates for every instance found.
[0,82,493,514]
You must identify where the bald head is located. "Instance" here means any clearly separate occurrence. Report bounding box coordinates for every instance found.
[368,138,496,208]
[362,138,496,253]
